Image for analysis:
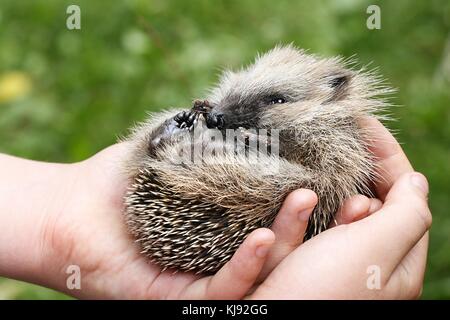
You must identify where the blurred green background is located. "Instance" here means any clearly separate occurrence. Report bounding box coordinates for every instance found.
[0,0,449,299]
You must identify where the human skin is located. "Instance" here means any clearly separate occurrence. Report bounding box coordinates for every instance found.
[249,118,431,299]
[0,146,371,299]
[0,118,430,299]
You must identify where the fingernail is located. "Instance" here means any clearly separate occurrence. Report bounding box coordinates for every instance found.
[410,172,429,194]
[298,208,313,221]
[255,244,270,258]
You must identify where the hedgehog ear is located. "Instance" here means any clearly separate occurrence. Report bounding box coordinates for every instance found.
[328,73,351,101]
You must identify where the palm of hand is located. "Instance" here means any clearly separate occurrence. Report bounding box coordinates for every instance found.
[45,144,204,299]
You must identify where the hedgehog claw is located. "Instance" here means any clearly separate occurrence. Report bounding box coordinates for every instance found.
[188,113,196,124]
[173,110,198,132]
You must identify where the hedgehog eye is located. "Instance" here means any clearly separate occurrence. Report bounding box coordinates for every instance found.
[268,97,286,105]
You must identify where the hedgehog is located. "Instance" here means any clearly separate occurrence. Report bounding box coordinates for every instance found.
[122,45,392,274]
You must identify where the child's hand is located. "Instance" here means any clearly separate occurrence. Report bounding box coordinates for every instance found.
[249,118,430,299]
[0,117,429,300]
[0,143,358,299]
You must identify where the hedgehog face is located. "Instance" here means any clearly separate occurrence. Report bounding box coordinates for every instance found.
[204,45,391,174]
[206,45,353,130]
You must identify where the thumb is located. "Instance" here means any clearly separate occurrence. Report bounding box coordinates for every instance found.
[354,172,431,275]
[377,171,431,243]
[384,172,432,240]
[385,172,429,204]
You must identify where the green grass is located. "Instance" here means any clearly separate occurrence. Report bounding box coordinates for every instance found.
[0,0,449,299]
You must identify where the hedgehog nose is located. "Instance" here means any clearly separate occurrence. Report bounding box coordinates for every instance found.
[206,113,225,130]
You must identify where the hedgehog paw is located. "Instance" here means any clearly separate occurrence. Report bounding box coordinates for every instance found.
[174,110,198,131]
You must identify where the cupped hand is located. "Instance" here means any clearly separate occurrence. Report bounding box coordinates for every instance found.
[249,118,431,299]
[2,117,423,300]
[30,142,364,299]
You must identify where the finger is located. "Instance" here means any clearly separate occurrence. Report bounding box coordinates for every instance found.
[386,232,429,299]
[368,198,383,215]
[353,172,431,275]
[184,228,275,299]
[259,189,317,279]
[335,195,370,225]
[359,117,413,200]
[333,195,382,226]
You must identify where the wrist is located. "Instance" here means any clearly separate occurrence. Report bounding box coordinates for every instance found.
[0,154,79,291]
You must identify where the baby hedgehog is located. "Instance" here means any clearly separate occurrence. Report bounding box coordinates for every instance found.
[123,45,392,274]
